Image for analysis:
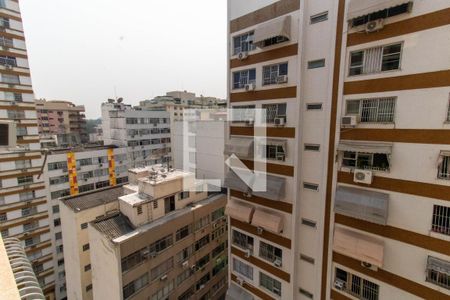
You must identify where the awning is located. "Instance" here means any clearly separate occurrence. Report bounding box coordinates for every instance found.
[441,150,450,157]
[251,209,283,234]
[225,202,254,223]
[226,283,254,300]
[348,0,412,20]
[253,15,291,47]
[337,140,392,154]
[427,256,450,275]
[225,138,254,158]
[333,227,384,268]
[224,170,251,193]
[252,174,285,201]
[335,186,389,225]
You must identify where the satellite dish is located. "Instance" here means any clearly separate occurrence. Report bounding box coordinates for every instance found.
[117,97,123,103]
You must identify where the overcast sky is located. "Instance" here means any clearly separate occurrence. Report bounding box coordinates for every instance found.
[20,0,227,119]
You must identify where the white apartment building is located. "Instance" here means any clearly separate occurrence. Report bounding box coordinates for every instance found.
[43,145,128,299]
[0,0,55,298]
[102,99,172,168]
[226,1,450,300]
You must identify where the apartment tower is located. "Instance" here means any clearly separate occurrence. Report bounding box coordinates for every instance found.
[226,1,450,300]
[0,0,55,298]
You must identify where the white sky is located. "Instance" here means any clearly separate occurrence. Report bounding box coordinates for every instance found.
[20,0,227,119]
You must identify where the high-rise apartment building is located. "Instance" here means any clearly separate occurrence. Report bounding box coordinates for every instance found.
[0,0,55,298]
[43,145,128,299]
[226,1,450,300]
[60,166,228,300]
[101,99,172,168]
[36,99,88,144]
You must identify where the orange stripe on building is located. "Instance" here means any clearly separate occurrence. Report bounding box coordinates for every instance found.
[108,148,116,186]
[67,152,79,195]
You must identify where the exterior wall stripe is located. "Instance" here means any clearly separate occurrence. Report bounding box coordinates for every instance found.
[230,189,293,213]
[230,86,297,102]
[340,128,450,144]
[230,126,296,138]
[240,159,294,177]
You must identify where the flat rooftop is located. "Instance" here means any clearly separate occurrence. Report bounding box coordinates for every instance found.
[91,213,134,240]
[48,144,120,154]
[61,185,123,212]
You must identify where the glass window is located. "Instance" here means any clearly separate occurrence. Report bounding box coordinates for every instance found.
[310,11,328,24]
[233,69,256,89]
[308,59,326,69]
[233,31,256,55]
[259,272,282,296]
[232,258,253,279]
[262,103,287,123]
[262,63,288,85]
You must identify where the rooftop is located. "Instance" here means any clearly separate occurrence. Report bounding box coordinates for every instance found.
[61,185,123,212]
[47,144,120,154]
[91,213,134,240]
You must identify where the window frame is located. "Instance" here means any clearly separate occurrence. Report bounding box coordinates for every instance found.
[233,31,256,55]
[262,62,288,86]
[232,68,256,89]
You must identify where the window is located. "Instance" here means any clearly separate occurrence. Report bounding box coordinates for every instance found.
[23,222,37,232]
[310,11,328,24]
[211,207,225,222]
[2,74,19,84]
[52,205,60,214]
[346,97,396,123]
[150,257,173,281]
[176,246,192,263]
[84,264,91,272]
[179,191,189,200]
[299,288,314,299]
[264,144,285,161]
[177,269,192,286]
[307,103,323,110]
[233,31,256,55]
[79,184,94,193]
[232,258,253,279]
[49,175,69,185]
[137,205,143,215]
[48,161,68,171]
[349,43,402,76]
[16,160,32,169]
[300,254,315,264]
[438,155,450,180]
[20,191,35,201]
[263,63,288,85]
[232,105,255,122]
[123,272,149,299]
[55,232,62,240]
[304,144,320,151]
[1,229,8,238]
[308,59,325,69]
[76,158,92,167]
[335,267,379,300]
[262,35,289,47]
[196,273,210,291]
[350,2,412,27]
[0,55,15,67]
[233,69,256,89]
[58,258,64,266]
[259,241,282,263]
[1,213,9,222]
[342,151,390,172]
[195,253,210,270]
[262,103,287,123]
[80,222,88,230]
[431,205,450,235]
[303,182,319,191]
[16,127,27,136]
[22,207,36,216]
[212,242,226,258]
[17,175,33,185]
[302,218,317,228]
[194,235,210,251]
[426,256,450,290]
[175,224,191,241]
[149,234,173,255]
[54,218,61,227]
[232,230,253,250]
[260,272,282,296]
[151,280,174,300]
[82,243,89,251]
[194,215,209,231]
[7,110,24,119]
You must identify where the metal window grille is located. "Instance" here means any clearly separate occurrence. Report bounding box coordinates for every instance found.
[259,241,282,262]
[232,258,253,279]
[439,156,450,180]
[232,230,253,250]
[259,272,282,296]
[336,268,379,300]
[432,205,450,235]
[263,65,280,85]
[359,97,396,123]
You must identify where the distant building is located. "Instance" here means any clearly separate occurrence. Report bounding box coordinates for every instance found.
[88,124,103,143]
[36,100,88,143]
[101,99,171,168]
[60,166,228,300]
[43,145,129,298]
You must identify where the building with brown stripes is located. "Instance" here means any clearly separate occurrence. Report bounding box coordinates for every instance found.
[225,0,450,300]
[0,0,55,298]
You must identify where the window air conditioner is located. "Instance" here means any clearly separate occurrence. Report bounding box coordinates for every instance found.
[182,261,189,268]
[236,277,245,286]
[238,51,249,60]
[0,120,16,148]
[277,75,288,84]
[257,227,264,235]
[334,279,346,290]
[276,154,285,161]
[341,116,357,127]
[245,82,256,92]
[353,169,373,184]
[160,274,168,281]
[274,117,285,126]
[365,19,384,33]
[245,249,252,258]
[273,258,282,267]
[245,119,254,126]
[361,261,378,271]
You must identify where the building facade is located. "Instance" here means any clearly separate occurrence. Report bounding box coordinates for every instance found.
[101,99,172,168]
[226,1,450,300]
[43,145,128,299]
[0,0,55,297]
[35,100,88,144]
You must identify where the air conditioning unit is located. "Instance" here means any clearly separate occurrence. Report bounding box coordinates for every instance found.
[191,265,197,271]
[160,274,168,281]
[277,75,288,84]
[353,169,373,184]
[182,261,189,268]
[142,249,150,257]
[0,120,16,148]
[245,119,254,126]
[274,117,285,126]
[257,227,264,235]
[236,277,245,286]
[341,116,357,127]
[273,258,282,267]
[199,284,205,290]
[244,82,256,92]
[213,222,219,229]
[273,287,281,295]
[245,249,252,258]
[365,19,384,33]
[237,51,249,60]
[334,279,346,290]
[276,154,285,161]
[4,64,11,69]
[361,261,378,271]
